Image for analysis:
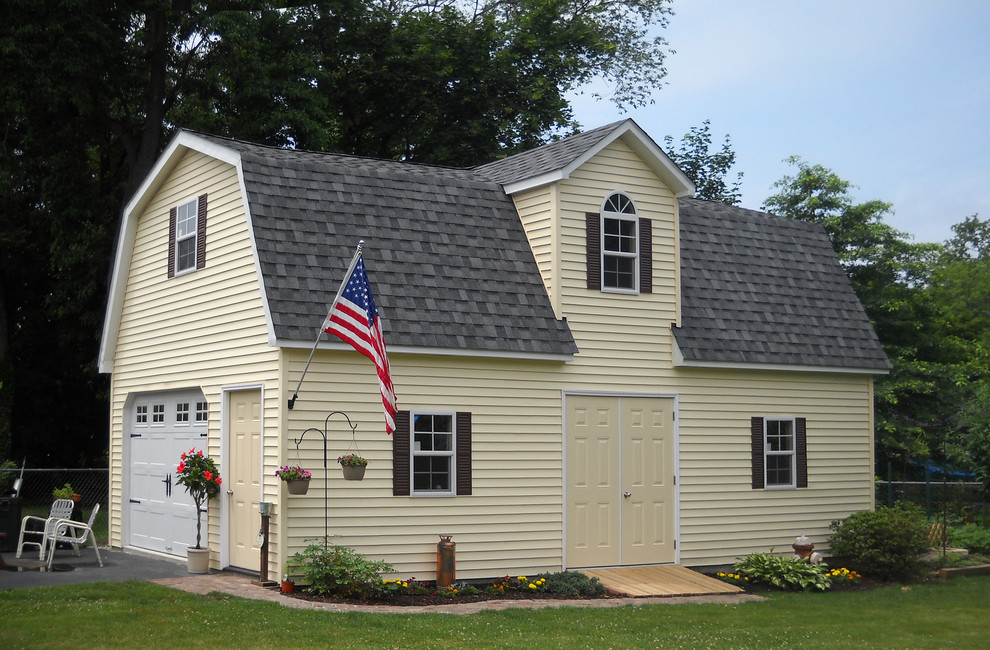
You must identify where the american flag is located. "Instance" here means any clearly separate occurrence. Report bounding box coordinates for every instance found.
[323,254,397,434]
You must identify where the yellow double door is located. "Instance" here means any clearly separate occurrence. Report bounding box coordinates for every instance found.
[566,395,676,568]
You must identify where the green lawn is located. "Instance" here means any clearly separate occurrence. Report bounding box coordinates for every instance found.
[2,576,988,648]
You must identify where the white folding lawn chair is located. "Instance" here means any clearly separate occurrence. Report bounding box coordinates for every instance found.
[46,503,102,569]
[15,498,75,560]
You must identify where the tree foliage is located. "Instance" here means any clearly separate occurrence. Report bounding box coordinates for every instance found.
[0,1,674,464]
[663,120,743,205]
[764,159,989,482]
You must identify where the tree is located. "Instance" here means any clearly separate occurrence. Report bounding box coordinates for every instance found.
[663,120,743,204]
[0,1,676,465]
[763,159,948,474]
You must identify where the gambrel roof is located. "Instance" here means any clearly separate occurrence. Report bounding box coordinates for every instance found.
[675,198,891,372]
[192,133,579,359]
[100,121,889,374]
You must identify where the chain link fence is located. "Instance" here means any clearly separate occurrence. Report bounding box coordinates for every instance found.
[876,480,986,520]
[0,468,109,549]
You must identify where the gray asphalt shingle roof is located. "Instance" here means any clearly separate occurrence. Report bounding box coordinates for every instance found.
[674,197,891,371]
[474,121,624,185]
[191,133,577,357]
[187,125,887,372]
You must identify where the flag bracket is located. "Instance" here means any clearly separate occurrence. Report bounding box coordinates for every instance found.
[288,240,364,410]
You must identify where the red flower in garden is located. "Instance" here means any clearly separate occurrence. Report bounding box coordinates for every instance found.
[216,477,222,485]
[204,470,213,481]
[177,462,185,473]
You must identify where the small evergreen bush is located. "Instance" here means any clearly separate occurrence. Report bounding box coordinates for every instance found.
[536,571,607,597]
[828,506,929,580]
[733,552,831,591]
[289,539,394,598]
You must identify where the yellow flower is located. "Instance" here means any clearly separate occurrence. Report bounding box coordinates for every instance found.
[401,582,408,587]
[529,583,537,589]
[518,576,527,581]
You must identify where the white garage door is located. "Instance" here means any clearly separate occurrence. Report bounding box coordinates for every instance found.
[127,390,208,556]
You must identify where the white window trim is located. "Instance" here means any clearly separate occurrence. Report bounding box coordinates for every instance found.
[764,417,797,490]
[600,192,640,294]
[174,197,198,276]
[410,410,457,497]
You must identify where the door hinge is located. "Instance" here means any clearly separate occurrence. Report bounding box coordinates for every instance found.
[674,540,677,549]
[130,433,142,438]
[129,498,141,504]
[673,475,677,485]
[199,432,208,437]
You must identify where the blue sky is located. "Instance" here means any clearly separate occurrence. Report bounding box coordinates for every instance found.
[569,0,989,244]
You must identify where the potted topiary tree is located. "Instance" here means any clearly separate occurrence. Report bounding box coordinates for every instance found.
[175,448,222,573]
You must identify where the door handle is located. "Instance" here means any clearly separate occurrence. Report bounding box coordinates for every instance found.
[623,491,632,498]
[227,489,234,496]
[162,473,172,497]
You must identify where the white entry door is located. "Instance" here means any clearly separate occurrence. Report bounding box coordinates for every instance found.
[565,395,676,568]
[127,390,208,555]
[227,389,262,570]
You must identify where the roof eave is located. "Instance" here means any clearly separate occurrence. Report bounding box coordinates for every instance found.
[673,356,890,376]
[276,337,576,363]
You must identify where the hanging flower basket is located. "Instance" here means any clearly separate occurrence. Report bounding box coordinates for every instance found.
[286,478,311,494]
[338,454,368,481]
[276,465,312,495]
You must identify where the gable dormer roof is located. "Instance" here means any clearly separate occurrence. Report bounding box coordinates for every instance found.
[476,119,694,197]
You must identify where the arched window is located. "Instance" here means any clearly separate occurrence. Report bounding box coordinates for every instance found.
[586,193,652,293]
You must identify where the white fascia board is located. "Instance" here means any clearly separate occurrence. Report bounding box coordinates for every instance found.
[276,337,574,363]
[99,131,243,373]
[673,357,890,376]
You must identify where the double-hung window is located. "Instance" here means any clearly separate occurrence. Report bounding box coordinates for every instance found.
[393,410,472,497]
[586,192,652,293]
[751,416,808,489]
[412,412,455,495]
[168,194,207,277]
[602,193,638,291]
[174,199,198,274]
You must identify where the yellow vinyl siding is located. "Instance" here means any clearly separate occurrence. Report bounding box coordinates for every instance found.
[511,137,875,568]
[512,185,559,315]
[107,150,281,570]
[280,350,567,579]
[674,369,874,566]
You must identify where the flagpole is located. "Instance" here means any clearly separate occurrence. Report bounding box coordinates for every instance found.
[287,239,365,410]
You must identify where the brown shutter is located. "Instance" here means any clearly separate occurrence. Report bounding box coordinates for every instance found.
[392,410,411,496]
[639,217,652,294]
[195,193,208,270]
[167,206,177,278]
[586,212,600,290]
[751,416,765,489]
[456,411,472,496]
[796,417,808,488]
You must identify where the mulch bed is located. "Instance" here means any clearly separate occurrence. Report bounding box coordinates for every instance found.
[279,587,613,607]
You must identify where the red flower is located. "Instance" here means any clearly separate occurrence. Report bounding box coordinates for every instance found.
[204,471,213,481]
[181,452,187,460]
[177,462,185,473]
[216,477,222,485]
[197,450,203,457]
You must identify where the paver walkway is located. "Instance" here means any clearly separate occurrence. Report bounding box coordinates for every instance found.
[152,572,763,615]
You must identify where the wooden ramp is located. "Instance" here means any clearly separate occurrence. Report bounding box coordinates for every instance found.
[580,565,743,598]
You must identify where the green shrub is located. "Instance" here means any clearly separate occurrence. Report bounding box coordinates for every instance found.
[536,571,607,597]
[733,551,831,591]
[288,539,394,598]
[948,523,990,555]
[828,506,930,580]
